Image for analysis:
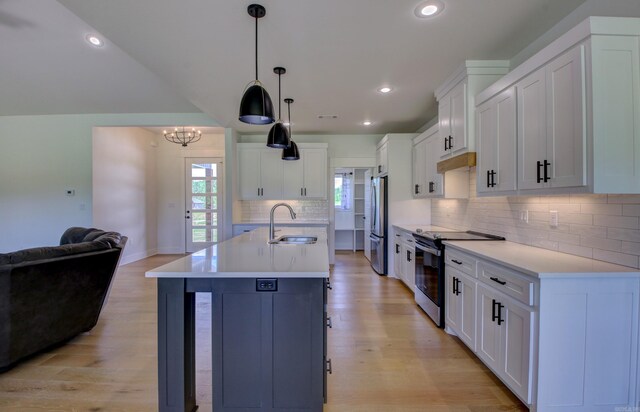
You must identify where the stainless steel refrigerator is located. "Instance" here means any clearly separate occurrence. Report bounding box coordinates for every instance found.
[369,176,387,275]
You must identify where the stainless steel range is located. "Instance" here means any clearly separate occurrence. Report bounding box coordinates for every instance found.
[413,230,505,327]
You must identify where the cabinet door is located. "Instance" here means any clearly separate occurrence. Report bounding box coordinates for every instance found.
[494,87,517,193]
[260,150,284,199]
[377,142,388,175]
[394,237,402,279]
[476,99,497,194]
[476,284,502,373]
[239,148,262,199]
[426,135,444,197]
[517,67,548,190]
[282,157,305,199]
[458,273,477,351]
[302,149,327,198]
[445,271,461,333]
[402,243,415,289]
[438,96,452,159]
[546,45,586,189]
[501,299,532,404]
[412,139,427,197]
[449,81,467,154]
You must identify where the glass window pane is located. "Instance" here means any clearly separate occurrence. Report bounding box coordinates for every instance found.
[192,213,218,226]
[192,196,218,210]
[192,228,218,243]
[191,179,217,194]
[192,163,217,178]
[334,176,343,207]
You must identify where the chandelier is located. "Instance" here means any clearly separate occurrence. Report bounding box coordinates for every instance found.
[163,127,202,147]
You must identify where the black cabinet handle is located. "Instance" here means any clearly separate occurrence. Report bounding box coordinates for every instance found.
[487,170,491,188]
[415,184,420,195]
[326,279,332,290]
[406,250,412,262]
[537,160,543,183]
[444,137,449,151]
[301,188,304,196]
[451,259,462,265]
[452,276,457,295]
[396,244,400,254]
[543,160,550,183]
[492,299,499,323]
[490,276,506,285]
[327,316,332,328]
[489,170,496,187]
[497,302,504,325]
[378,165,382,173]
[448,136,453,150]
[429,181,435,193]
[456,278,461,296]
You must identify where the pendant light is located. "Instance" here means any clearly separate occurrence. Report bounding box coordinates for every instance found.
[282,98,300,161]
[266,67,291,148]
[239,4,275,125]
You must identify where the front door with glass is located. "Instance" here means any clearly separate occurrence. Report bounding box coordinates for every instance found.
[185,158,223,253]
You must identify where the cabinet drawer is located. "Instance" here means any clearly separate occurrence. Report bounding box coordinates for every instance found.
[445,249,476,277]
[477,261,535,306]
[401,232,415,248]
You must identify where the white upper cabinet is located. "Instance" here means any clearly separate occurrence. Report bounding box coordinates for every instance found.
[238,143,328,200]
[239,148,283,200]
[412,135,427,197]
[436,61,510,160]
[477,86,517,194]
[476,17,640,194]
[375,139,388,176]
[517,45,586,191]
[413,125,443,198]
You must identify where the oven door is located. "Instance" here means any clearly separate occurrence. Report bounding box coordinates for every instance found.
[414,243,442,307]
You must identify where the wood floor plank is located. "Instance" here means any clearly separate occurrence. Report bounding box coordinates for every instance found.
[0,251,526,411]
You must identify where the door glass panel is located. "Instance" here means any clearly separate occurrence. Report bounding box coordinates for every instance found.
[192,196,217,210]
[192,228,218,243]
[192,163,217,178]
[191,179,218,194]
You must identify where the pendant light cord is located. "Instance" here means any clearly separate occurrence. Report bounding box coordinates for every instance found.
[287,101,292,135]
[255,16,259,81]
[278,73,282,120]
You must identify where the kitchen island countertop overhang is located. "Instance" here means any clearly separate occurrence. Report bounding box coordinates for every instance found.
[146,226,329,279]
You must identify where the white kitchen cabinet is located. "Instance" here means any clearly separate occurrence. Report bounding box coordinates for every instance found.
[412,125,443,198]
[477,17,640,195]
[517,45,585,191]
[375,139,388,176]
[476,86,517,195]
[411,135,427,198]
[283,148,327,199]
[445,267,477,351]
[476,282,532,404]
[238,148,283,200]
[239,144,327,200]
[435,61,510,160]
[393,233,402,279]
[401,235,415,290]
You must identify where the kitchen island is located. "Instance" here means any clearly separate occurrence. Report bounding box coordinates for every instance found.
[146,227,330,412]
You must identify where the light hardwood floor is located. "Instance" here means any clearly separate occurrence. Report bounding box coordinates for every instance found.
[0,252,527,411]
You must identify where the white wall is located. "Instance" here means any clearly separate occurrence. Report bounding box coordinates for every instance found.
[93,127,158,264]
[156,132,225,254]
[0,113,218,253]
[511,0,640,67]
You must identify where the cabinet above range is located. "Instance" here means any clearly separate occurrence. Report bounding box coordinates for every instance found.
[237,143,328,200]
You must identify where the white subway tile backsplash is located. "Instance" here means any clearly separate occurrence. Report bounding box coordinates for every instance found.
[431,169,640,269]
[593,215,639,229]
[580,203,623,216]
[237,200,328,222]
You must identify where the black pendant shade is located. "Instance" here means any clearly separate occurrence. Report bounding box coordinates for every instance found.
[282,98,300,160]
[239,4,275,125]
[282,140,300,160]
[239,83,274,125]
[267,67,290,148]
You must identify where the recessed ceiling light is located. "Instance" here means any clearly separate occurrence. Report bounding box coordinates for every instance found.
[86,34,104,47]
[283,122,291,126]
[414,1,444,18]
[363,121,372,126]
[378,87,393,94]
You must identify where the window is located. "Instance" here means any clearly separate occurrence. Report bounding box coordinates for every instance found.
[334,172,352,210]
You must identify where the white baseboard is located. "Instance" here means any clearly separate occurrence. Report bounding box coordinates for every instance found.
[120,248,158,265]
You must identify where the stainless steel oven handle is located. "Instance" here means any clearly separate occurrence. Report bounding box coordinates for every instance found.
[416,244,441,256]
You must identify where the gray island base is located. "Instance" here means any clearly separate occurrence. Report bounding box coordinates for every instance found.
[147,227,330,412]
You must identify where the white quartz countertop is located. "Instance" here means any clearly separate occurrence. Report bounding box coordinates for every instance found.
[392,224,459,235]
[444,240,640,278]
[146,227,329,279]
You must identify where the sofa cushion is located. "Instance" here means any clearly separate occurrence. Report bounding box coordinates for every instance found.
[0,242,110,266]
[60,227,101,245]
[93,232,122,248]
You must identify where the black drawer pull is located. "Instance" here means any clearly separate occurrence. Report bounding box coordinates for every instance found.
[326,316,332,328]
[451,259,462,265]
[490,276,506,285]
[326,358,333,374]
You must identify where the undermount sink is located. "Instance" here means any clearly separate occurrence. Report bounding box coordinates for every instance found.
[270,235,318,244]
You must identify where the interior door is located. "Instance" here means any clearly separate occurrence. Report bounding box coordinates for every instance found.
[185,158,223,253]
[363,169,372,261]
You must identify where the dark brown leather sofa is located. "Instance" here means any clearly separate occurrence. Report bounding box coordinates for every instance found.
[0,227,127,372]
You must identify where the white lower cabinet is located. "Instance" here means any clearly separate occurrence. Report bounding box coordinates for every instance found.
[476,283,532,404]
[445,267,476,351]
[401,237,415,290]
